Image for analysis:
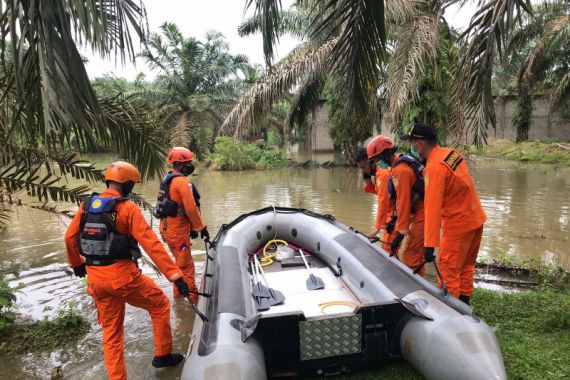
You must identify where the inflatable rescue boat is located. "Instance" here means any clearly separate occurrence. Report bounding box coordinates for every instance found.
[181,207,506,379]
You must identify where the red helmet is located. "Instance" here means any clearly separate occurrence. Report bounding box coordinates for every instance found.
[104,161,141,184]
[367,135,395,160]
[168,147,193,164]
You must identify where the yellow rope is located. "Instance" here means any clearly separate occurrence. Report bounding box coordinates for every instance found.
[318,301,357,315]
[259,239,289,266]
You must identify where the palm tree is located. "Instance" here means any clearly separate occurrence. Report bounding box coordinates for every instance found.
[138,23,253,157]
[507,1,569,141]
[228,0,534,150]
[0,1,163,231]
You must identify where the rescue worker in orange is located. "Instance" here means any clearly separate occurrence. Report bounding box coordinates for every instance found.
[367,135,426,276]
[65,161,191,380]
[402,123,487,304]
[355,148,398,252]
[157,147,208,304]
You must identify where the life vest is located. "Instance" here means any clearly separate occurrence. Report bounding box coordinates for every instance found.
[154,172,201,218]
[388,155,425,211]
[78,194,141,266]
[154,172,184,219]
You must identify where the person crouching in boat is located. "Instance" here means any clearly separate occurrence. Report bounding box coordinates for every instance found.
[65,161,191,379]
[155,147,209,303]
[402,123,487,304]
[355,148,398,252]
[366,136,426,277]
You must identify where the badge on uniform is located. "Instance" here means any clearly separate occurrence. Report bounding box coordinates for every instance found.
[443,150,463,171]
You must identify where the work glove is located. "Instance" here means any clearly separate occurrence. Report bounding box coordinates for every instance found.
[190,230,199,239]
[361,172,371,180]
[200,227,210,241]
[386,215,398,234]
[390,233,405,256]
[424,247,435,263]
[73,263,87,278]
[174,278,191,298]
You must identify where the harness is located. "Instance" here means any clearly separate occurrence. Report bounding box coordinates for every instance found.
[154,172,201,219]
[388,155,425,213]
[154,172,185,219]
[79,194,142,266]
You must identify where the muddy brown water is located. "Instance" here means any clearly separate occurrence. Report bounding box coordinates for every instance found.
[1,156,569,379]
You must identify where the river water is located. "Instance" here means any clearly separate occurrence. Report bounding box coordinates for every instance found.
[1,156,569,379]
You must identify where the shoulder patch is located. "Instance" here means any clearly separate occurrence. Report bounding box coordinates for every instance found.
[443,150,463,171]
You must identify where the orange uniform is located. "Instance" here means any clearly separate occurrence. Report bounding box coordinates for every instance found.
[65,188,182,380]
[424,146,487,298]
[159,175,205,302]
[374,167,397,251]
[391,158,425,276]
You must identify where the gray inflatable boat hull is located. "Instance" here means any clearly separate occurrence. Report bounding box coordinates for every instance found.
[181,207,506,380]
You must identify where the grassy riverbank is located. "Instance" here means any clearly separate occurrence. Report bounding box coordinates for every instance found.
[343,288,570,379]
[471,139,570,166]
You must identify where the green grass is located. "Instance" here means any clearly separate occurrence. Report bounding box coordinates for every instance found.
[0,305,90,355]
[471,139,570,166]
[336,288,570,380]
[209,136,288,170]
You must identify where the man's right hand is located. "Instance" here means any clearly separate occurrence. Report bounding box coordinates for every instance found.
[200,227,210,241]
[367,228,380,239]
[424,247,435,263]
[174,278,190,298]
[73,263,87,278]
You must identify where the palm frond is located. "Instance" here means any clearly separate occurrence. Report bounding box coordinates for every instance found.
[551,72,570,110]
[387,15,440,130]
[244,0,284,67]
[221,39,337,138]
[449,0,532,147]
[287,71,325,129]
[310,0,386,118]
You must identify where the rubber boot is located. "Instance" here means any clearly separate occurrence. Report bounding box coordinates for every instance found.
[152,353,184,368]
[459,294,470,305]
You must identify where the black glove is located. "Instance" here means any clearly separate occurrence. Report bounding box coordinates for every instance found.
[424,247,435,263]
[200,227,210,241]
[190,230,198,239]
[174,278,190,298]
[386,215,397,234]
[73,263,87,278]
[390,233,405,256]
[362,172,371,180]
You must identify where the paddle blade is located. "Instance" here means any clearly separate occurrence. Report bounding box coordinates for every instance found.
[254,295,270,311]
[268,289,285,306]
[306,274,325,290]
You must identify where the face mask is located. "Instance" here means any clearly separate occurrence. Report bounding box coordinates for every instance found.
[410,147,421,160]
[121,181,135,196]
[378,161,390,169]
[181,162,195,176]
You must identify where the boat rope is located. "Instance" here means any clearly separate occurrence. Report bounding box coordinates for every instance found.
[318,300,357,315]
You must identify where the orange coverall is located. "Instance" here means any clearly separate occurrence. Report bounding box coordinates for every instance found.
[374,167,397,251]
[424,146,487,298]
[391,157,425,276]
[65,188,183,380]
[159,175,205,302]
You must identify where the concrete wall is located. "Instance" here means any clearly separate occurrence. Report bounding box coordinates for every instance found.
[310,101,335,152]
[310,97,570,151]
[492,96,570,141]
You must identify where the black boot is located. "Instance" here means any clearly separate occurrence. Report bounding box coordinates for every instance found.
[152,353,184,368]
[459,294,470,305]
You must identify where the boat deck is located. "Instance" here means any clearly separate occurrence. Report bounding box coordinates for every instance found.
[257,266,358,319]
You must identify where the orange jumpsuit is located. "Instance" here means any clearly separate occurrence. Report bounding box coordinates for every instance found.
[424,146,487,298]
[159,175,205,303]
[374,167,397,251]
[65,188,183,380]
[391,157,425,276]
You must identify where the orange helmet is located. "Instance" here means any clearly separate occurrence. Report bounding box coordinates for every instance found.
[367,135,395,160]
[104,161,141,184]
[168,147,193,164]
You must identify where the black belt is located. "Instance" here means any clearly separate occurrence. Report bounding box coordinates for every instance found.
[84,258,120,266]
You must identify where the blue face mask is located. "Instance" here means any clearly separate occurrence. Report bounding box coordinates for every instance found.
[410,147,420,160]
[378,160,390,169]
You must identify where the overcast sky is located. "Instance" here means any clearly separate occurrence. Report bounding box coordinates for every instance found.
[83,0,477,81]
